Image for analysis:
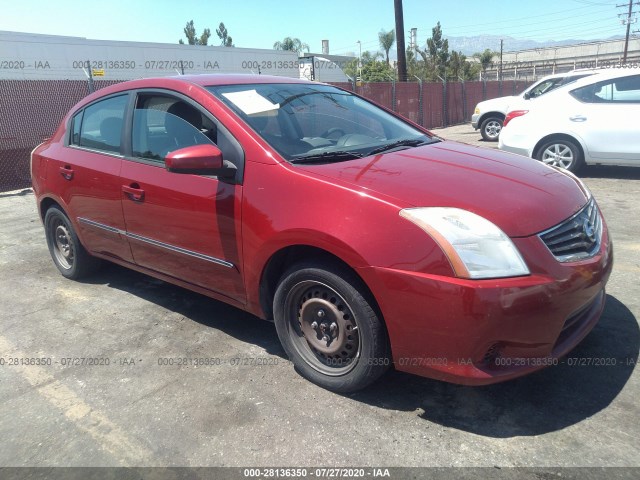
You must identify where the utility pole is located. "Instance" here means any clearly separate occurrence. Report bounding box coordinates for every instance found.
[394,0,407,82]
[499,39,503,82]
[618,0,639,62]
[356,40,362,82]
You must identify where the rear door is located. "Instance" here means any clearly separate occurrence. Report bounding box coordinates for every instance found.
[46,93,134,262]
[119,90,245,302]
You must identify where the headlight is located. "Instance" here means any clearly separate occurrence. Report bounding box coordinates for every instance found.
[474,107,480,114]
[399,207,530,279]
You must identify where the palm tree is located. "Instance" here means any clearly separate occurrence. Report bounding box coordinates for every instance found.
[378,29,395,64]
[273,37,309,54]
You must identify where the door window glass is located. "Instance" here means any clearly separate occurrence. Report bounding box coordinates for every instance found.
[132,97,216,161]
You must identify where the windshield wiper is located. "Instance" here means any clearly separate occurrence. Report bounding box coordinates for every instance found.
[291,151,363,164]
[367,138,437,156]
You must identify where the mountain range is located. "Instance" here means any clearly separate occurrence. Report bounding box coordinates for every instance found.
[444,34,624,56]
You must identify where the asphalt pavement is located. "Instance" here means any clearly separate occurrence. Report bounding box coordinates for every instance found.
[0,125,638,476]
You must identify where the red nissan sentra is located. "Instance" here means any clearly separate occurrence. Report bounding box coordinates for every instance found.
[31,75,613,392]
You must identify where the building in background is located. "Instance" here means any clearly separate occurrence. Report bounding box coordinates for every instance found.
[0,30,353,81]
[481,38,640,81]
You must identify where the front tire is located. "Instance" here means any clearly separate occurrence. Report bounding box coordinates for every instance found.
[480,116,502,142]
[44,206,101,279]
[273,261,390,393]
[536,138,584,173]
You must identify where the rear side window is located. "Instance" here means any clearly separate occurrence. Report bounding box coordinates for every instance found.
[71,95,128,153]
[571,75,640,103]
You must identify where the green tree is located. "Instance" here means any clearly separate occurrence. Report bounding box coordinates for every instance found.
[447,50,477,80]
[273,37,309,54]
[408,23,477,81]
[425,21,449,79]
[216,22,234,47]
[178,20,210,45]
[378,29,395,65]
[345,51,394,82]
[474,49,496,80]
[405,46,425,80]
[361,59,395,82]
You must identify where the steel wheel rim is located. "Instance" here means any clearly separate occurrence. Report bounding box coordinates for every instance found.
[541,143,574,169]
[485,121,501,139]
[52,221,74,269]
[285,280,361,376]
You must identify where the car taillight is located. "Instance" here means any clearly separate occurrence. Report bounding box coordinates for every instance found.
[503,110,528,128]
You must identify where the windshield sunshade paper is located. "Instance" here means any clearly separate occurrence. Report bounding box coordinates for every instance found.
[221,89,280,116]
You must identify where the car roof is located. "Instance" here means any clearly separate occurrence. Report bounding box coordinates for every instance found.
[170,74,314,87]
[534,68,639,97]
[549,68,640,93]
[505,68,639,113]
[74,74,317,110]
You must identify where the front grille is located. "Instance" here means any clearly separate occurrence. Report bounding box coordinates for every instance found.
[539,198,602,262]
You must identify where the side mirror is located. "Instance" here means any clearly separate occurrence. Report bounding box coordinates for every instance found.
[165,144,224,175]
[523,92,531,100]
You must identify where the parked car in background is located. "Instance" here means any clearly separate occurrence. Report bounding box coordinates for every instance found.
[31,75,612,392]
[499,69,640,172]
[471,70,596,141]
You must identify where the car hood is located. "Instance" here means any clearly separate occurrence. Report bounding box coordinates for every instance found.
[477,95,519,112]
[296,141,589,237]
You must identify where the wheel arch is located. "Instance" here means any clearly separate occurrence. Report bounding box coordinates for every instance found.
[258,244,383,329]
[532,133,586,162]
[38,195,66,222]
[479,111,505,125]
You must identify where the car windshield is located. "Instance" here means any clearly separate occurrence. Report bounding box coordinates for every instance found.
[524,73,593,98]
[207,83,437,163]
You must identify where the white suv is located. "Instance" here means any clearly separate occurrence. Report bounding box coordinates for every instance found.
[471,71,596,141]
[499,69,640,173]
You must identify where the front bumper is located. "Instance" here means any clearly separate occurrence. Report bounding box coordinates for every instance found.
[358,223,613,385]
[471,113,481,129]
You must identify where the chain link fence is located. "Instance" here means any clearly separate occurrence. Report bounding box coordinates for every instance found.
[0,77,530,193]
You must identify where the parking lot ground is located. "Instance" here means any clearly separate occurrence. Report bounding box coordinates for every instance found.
[0,126,639,474]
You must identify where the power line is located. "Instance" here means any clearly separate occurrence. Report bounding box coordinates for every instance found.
[617,0,640,61]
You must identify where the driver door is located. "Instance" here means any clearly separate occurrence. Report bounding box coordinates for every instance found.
[120,91,245,302]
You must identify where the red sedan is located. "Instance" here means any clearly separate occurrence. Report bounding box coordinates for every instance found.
[31,75,613,392]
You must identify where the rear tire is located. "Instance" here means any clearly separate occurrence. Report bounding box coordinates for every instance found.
[44,206,102,279]
[480,116,502,142]
[536,138,584,173]
[273,261,390,393]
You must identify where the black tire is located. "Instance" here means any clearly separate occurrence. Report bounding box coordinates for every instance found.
[273,261,390,393]
[44,206,102,279]
[480,116,503,142]
[536,138,584,173]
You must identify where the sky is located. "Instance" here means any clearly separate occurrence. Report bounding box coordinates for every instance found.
[0,0,633,56]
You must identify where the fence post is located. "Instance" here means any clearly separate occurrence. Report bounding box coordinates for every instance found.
[414,76,424,127]
[459,77,467,123]
[86,60,95,94]
[482,79,487,101]
[438,75,448,127]
[391,79,396,112]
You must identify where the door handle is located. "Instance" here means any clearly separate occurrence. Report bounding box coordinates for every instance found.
[122,184,145,202]
[569,115,587,122]
[59,165,74,180]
